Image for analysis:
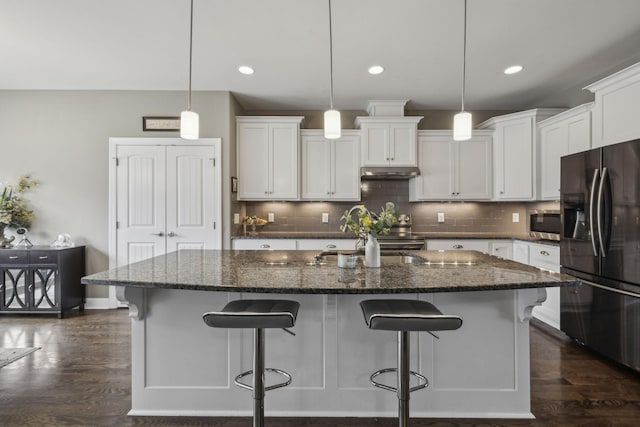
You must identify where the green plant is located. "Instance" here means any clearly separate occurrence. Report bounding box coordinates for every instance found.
[340,202,397,238]
[0,175,38,228]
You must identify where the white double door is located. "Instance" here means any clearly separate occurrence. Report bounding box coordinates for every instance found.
[110,138,222,273]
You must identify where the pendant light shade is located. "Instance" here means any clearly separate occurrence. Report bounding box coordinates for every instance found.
[324,0,341,140]
[453,0,472,141]
[180,0,199,140]
[180,110,199,140]
[453,111,472,141]
[324,109,341,139]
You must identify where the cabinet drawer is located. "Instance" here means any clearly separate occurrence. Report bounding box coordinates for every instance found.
[426,239,490,253]
[29,251,58,264]
[528,244,559,272]
[0,251,29,264]
[232,239,297,250]
[296,239,357,251]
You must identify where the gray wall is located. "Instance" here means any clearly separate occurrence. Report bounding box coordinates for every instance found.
[0,90,236,298]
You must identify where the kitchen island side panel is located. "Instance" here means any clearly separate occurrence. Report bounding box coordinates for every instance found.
[125,287,541,418]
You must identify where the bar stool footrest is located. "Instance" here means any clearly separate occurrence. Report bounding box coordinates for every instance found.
[370,368,429,393]
[234,368,292,392]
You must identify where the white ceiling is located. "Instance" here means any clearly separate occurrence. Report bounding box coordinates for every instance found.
[3,0,640,111]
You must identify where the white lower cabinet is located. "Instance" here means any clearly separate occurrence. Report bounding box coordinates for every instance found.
[296,239,357,251]
[523,241,560,330]
[512,241,530,264]
[425,239,490,253]
[490,240,513,259]
[231,239,297,250]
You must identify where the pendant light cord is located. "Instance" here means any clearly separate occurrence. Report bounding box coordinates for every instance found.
[328,0,335,110]
[187,0,194,111]
[461,0,467,112]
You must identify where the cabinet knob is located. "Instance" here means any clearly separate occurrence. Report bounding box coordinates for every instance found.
[500,191,504,194]
[167,232,176,237]
[39,256,48,260]
[390,157,394,160]
[152,232,164,237]
[9,256,18,259]
[453,244,463,249]
[326,244,337,249]
[540,250,550,256]
[265,191,269,194]
[260,244,271,249]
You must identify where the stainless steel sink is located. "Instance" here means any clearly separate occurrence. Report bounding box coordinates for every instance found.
[306,251,429,266]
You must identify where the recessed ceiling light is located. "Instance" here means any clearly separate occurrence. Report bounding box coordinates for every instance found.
[238,65,254,75]
[368,65,384,75]
[504,65,523,75]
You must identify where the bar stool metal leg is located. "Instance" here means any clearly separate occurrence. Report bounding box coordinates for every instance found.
[398,331,410,427]
[253,328,265,427]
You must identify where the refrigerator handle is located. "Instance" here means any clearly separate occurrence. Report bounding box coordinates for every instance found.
[589,168,599,257]
[597,167,608,257]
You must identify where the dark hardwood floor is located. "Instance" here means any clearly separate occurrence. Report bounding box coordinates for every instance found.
[1,309,639,426]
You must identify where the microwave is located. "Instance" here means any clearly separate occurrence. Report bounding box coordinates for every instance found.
[529,210,561,241]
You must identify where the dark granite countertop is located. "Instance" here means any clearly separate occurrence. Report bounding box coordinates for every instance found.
[82,249,578,294]
[231,232,559,246]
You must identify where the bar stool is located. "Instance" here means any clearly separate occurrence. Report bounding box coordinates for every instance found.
[203,299,300,427]
[360,299,462,426]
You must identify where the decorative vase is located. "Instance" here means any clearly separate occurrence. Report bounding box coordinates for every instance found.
[365,233,381,268]
[0,223,15,248]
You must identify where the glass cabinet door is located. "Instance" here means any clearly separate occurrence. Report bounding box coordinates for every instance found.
[31,267,58,309]
[1,267,29,309]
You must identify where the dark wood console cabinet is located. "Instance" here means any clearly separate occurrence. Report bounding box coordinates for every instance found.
[0,246,85,318]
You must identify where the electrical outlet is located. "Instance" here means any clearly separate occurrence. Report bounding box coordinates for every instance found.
[512,213,520,223]
[268,213,275,223]
[322,213,329,223]
[233,213,240,224]
[437,212,445,223]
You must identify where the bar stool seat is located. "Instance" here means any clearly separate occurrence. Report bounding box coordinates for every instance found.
[360,299,462,426]
[203,299,299,427]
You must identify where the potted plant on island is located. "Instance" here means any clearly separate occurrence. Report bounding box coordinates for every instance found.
[340,202,397,268]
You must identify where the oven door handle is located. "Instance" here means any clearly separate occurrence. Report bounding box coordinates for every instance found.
[589,168,599,257]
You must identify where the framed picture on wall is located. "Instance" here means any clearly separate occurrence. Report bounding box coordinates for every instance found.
[142,116,180,131]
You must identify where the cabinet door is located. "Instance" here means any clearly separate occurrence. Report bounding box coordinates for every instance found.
[166,146,219,252]
[456,136,492,199]
[270,124,299,199]
[494,118,534,200]
[116,145,167,266]
[361,124,390,166]
[566,112,591,154]
[539,123,568,200]
[0,266,28,310]
[31,266,58,310]
[301,134,331,200]
[238,122,270,199]
[490,240,513,260]
[332,135,360,200]
[389,123,416,166]
[512,241,529,264]
[412,135,454,200]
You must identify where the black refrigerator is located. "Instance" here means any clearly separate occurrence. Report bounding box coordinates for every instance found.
[560,138,640,373]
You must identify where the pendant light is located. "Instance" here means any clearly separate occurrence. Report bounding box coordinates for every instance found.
[453,0,471,141]
[180,0,199,140]
[324,0,341,139]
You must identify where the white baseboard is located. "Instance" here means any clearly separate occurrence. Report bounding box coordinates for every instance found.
[85,297,115,310]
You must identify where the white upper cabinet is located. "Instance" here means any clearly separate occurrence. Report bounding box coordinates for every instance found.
[410,130,492,201]
[354,117,422,166]
[479,109,564,201]
[237,117,303,200]
[301,130,360,201]
[586,61,640,148]
[538,104,592,200]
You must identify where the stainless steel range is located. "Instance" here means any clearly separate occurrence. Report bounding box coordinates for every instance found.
[377,214,425,251]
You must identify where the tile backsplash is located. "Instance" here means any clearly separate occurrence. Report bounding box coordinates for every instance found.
[238,181,558,236]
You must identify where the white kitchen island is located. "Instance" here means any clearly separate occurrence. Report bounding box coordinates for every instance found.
[82,250,580,419]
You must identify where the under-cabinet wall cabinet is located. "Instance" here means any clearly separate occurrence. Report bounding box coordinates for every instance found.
[301,130,360,201]
[410,130,492,201]
[0,246,85,318]
[538,103,592,200]
[237,117,304,200]
[354,117,422,167]
[479,109,564,201]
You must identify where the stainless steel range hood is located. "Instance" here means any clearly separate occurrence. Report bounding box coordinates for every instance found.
[360,166,420,180]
